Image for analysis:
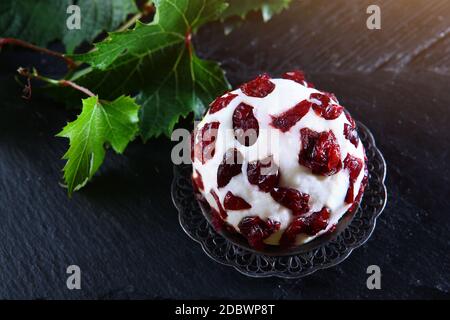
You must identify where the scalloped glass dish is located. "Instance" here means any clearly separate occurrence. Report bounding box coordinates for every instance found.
[172,122,387,278]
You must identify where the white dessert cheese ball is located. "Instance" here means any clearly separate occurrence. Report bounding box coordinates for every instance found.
[192,71,367,249]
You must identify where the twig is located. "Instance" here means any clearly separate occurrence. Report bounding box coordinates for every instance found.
[0,38,77,70]
[116,12,143,32]
[17,67,95,97]
[116,2,155,32]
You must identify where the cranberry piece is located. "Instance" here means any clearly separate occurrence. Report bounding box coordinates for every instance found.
[209,93,238,114]
[192,170,204,193]
[194,122,220,164]
[232,103,259,146]
[343,110,359,147]
[344,154,363,203]
[299,128,342,176]
[280,207,330,247]
[347,166,368,212]
[217,148,243,188]
[238,216,280,249]
[309,93,343,120]
[271,100,311,132]
[282,70,306,84]
[270,187,310,215]
[344,109,356,128]
[223,191,252,210]
[240,74,275,98]
[247,156,280,192]
[211,190,227,218]
[210,208,225,230]
[306,207,331,234]
[344,123,359,148]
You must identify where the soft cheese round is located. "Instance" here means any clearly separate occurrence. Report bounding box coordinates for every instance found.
[192,72,367,248]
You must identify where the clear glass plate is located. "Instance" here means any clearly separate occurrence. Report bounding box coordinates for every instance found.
[171,122,387,278]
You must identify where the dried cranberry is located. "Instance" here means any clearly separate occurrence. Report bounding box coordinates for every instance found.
[211,190,227,218]
[210,208,225,230]
[224,191,252,210]
[233,103,259,146]
[270,187,310,215]
[299,128,342,176]
[344,109,356,128]
[309,93,343,120]
[347,166,368,212]
[240,74,275,98]
[247,156,280,192]
[217,149,243,188]
[194,122,220,164]
[344,154,363,203]
[282,70,306,84]
[344,123,359,148]
[238,216,280,249]
[271,100,311,132]
[192,170,204,193]
[209,93,238,114]
[280,207,330,247]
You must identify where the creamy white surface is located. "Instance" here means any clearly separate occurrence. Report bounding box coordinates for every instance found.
[193,78,366,245]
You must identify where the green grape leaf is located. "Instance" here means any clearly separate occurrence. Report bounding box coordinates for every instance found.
[69,0,231,140]
[0,0,137,52]
[57,95,140,195]
[221,0,291,22]
[63,0,138,53]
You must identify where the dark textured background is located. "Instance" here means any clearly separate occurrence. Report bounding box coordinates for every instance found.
[0,0,449,299]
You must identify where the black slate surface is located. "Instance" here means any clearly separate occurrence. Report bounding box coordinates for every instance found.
[0,0,449,299]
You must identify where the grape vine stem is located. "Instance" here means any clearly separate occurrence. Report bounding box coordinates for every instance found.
[0,38,77,69]
[17,67,95,97]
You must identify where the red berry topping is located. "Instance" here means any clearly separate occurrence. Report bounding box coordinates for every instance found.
[192,170,204,193]
[306,82,315,88]
[344,154,363,203]
[210,208,225,230]
[343,110,359,147]
[344,109,356,128]
[247,156,280,192]
[217,148,243,188]
[194,122,220,164]
[282,70,306,84]
[233,103,259,146]
[211,190,227,218]
[280,207,330,247]
[344,123,359,148]
[209,93,238,114]
[309,93,343,120]
[347,167,368,213]
[299,128,342,176]
[240,74,275,98]
[224,191,252,210]
[270,187,310,215]
[238,216,280,249]
[271,100,311,132]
